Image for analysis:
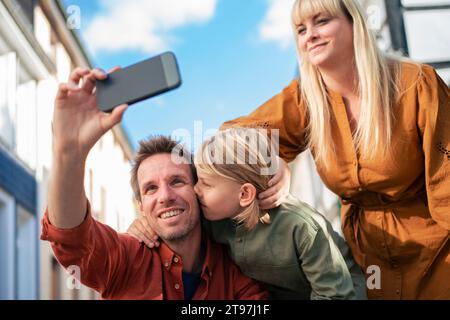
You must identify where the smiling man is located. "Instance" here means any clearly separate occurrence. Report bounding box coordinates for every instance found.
[40,67,267,300]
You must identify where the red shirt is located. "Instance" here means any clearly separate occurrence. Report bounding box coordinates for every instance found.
[40,203,268,300]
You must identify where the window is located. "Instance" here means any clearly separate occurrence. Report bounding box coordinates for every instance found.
[0,188,15,299]
[16,78,37,169]
[403,9,450,63]
[33,6,52,55]
[0,52,17,149]
[402,0,450,6]
[16,205,37,299]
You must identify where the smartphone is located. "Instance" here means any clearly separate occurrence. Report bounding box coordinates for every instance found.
[96,52,182,112]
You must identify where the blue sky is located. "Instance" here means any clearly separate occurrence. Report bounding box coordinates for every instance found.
[62,0,298,151]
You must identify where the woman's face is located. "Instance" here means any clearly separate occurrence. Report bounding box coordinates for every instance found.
[194,171,242,221]
[296,11,354,68]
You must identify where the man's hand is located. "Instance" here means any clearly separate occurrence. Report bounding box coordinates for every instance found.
[48,67,128,229]
[258,156,291,209]
[127,215,160,248]
[53,67,128,158]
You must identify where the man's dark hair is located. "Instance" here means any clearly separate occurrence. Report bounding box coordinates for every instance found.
[130,135,196,201]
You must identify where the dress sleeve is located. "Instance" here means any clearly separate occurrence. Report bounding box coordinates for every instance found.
[418,64,450,230]
[220,79,308,162]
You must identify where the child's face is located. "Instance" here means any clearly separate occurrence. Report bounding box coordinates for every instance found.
[194,171,243,221]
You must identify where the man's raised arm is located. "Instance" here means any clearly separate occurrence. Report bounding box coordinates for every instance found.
[48,67,128,228]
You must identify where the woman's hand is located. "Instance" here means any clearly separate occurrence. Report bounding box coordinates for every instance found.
[127,215,160,248]
[258,156,291,209]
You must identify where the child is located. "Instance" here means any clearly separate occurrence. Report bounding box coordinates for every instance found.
[129,128,367,299]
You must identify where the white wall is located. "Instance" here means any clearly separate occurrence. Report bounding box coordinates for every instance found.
[86,132,136,233]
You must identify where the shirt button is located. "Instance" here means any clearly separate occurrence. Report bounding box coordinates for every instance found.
[173,257,179,263]
[164,262,169,268]
[396,289,400,295]
[358,187,363,192]
[174,283,180,290]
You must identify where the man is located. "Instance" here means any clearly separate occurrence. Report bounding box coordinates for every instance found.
[41,67,268,300]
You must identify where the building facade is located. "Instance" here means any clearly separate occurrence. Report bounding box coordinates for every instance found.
[0,0,137,300]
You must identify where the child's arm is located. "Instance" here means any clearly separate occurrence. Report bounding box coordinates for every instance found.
[127,214,160,248]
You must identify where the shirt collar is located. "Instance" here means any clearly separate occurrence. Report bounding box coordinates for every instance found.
[157,230,216,280]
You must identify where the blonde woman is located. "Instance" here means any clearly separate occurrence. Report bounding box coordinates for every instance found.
[128,128,367,299]
[221,0,450,299]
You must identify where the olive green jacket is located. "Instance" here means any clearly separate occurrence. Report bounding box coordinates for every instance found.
[206,194,367,300]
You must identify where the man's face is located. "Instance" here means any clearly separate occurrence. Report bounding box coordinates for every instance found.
[137,153,200,242]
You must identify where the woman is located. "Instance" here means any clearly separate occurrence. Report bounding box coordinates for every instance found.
[221,0,450,299]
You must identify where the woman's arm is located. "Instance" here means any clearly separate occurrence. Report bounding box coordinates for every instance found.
[221,80,307,209]
[418,64,450,230]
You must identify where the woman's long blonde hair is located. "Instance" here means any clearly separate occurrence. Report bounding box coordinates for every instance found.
[195,128,275,229]
[291,0,401,165]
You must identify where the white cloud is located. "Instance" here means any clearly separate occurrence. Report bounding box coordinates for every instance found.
[84,0,217,54]
[259,0,296,49]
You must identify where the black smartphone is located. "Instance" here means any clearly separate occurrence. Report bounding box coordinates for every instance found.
[96,52,182,112]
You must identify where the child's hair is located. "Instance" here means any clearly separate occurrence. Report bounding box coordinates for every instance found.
[195,128,278,229]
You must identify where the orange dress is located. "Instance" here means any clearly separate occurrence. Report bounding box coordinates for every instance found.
[221,62,450,299]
